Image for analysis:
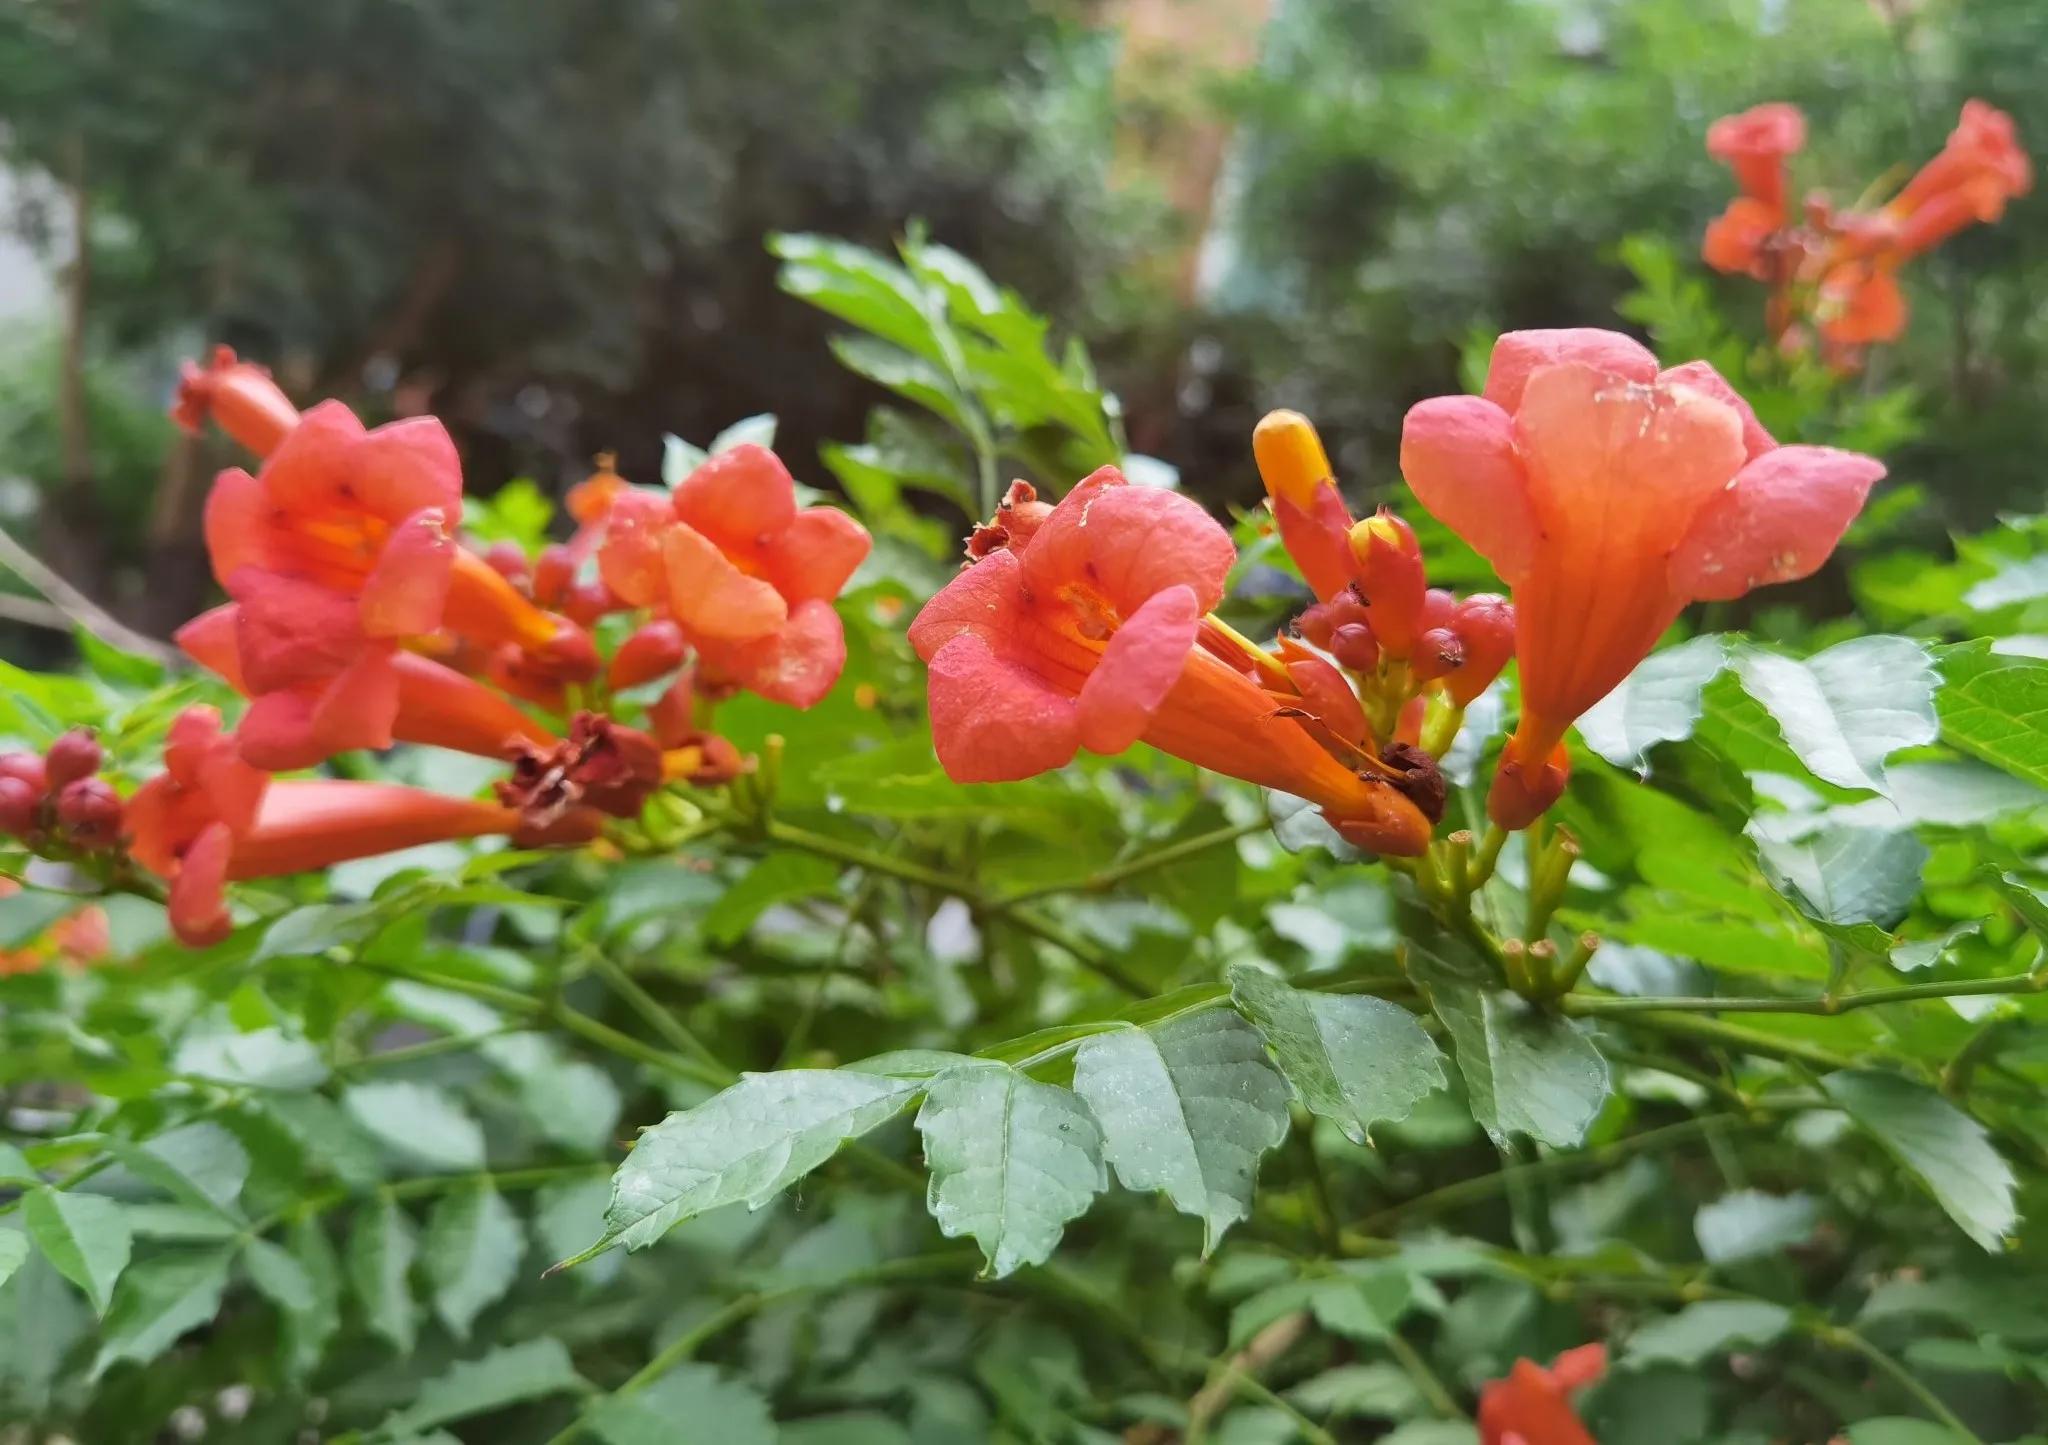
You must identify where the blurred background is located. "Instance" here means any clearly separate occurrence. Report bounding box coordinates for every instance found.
[0,0,2041,647]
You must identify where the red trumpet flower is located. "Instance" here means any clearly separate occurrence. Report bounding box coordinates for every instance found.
[1707,102,1806,216]
[599,445,871,708]
[1885,99,2032,258]
[126,707,272,946]
[176,605,555,762]
[1478,1343,1605,1445]
[1402,329,1883,827]
[173,346,300,459]
[910,465,1431,855]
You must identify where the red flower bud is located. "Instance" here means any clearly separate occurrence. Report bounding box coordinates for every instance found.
[1418,587,1456,634]
[0,776,39,836]
[1330,622,1379,672]
[1409,626,1465,685]
[1348,509,1427,656]
[1296,603,1336,650]
[528,623,601,683]
[647,675,697,748]
[1446,594,1515,706]
[44,729,103,790]
[0,751,47,797]
[54,778,123,850]
[482,541,531,587]
[1489,738,1570,830]
[608,620,688,691]
[531,544,576,608]
[563,579,618,628]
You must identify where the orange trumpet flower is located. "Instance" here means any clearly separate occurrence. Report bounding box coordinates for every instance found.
[1401,329,1883,827]
[173,346,301,459]
[1478,1344,1605,1445]
[910,465,1431,855]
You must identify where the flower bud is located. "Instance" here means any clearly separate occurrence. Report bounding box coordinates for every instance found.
[609,620,689,691]
[55,778,123,849]
[527,623,601,683]
[1489,739,1570,830]
[563,579,618,628]
[1252,410,1333,514]
[531,544,576,609]
[44,729,103,790]
[1329,622,1379,672]
[1445,594,1515,706]
[1409,626,1466,685]
[1418,587,1456,635]
[0,751,47,797]
[0,776,38,837]
[1348,509,1427,656]
[482,541,531,587]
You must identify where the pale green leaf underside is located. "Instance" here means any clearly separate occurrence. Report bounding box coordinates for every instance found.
[1823,1070,2017,1252]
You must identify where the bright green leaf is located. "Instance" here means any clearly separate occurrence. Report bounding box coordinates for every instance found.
[1844,1422,1975,1445]
[423,1184,523,1339]
[1823,1071,2017,1252]
[344,1082,486,1173]
[1753,824,1926,930]
[915,1064,1106,1278]
[1071,1011,1291,1253]
[1227,963,1445,1144]
[1625,1299,1790,1366]
[1936,642,2048,789]
[23,1188,130,1315]
[1576,635,1729,770]
[1736,637,1937,793]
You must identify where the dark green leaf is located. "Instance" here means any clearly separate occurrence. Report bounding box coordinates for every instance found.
[1625,1299,1790,1366]
[349,1195,420,1352]
[343,1082,486,1173]
[701,853,843,945]
[1823,1071,2017,1251]
[589,1363,776,1445]
[23,1188,130,1315]
[423,1185,523,1339]
[90,1248,233,1378]
[379,1338,588,1436]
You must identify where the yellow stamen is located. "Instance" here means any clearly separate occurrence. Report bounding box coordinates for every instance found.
[1252,410,1332,513]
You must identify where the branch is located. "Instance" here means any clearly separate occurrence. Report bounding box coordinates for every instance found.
[996,817,1268,905]
[1567,971,2047,1017]
[0,523,182,665]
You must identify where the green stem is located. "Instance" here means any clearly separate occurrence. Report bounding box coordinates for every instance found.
[1825,1326,1987,1444]
[1382,1327,1467,1421]
[1579,1007,1859,1073]
[1567,971,2047,1017]
[997,819,1267,905]
[582,951,734,1082]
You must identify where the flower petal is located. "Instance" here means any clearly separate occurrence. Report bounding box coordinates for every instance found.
[662,520,788,641]
[596,490,674,607]
[1513,363,1747,554]
[351,416,464,523]
[908,547,1026,661]
[1076,583,1200,754]
[1657,360,1776,459]
[169,822,234,947]
[672,443,798,550]
[1271,485,1357,602]
[1668,445,1884,602]
[1022,466,1235,615]
[701,598,848,709]
[764,506,872,604]
[310,647,402,756]
[925,633,1080,784]
[202,467,268,587]
[260,400,368,514]
[235,692,328,773]
[1482,328,1659,413]
[175,605,247,690]
[227,568,366,693]
[358,507,455,637]
[1400,395,1538,582]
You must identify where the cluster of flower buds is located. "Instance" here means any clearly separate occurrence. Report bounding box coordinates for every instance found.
[3,348,879,948]
[1703,100,2031,370]
[1253,411,1515,760]
[0,730,123,853]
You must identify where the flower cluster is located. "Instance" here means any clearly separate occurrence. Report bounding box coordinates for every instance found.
[0,349,870,947]
[1703,100,2031,369]
[914,328,1882,851]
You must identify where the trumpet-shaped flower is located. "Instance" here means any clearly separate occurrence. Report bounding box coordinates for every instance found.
[1402,329,1884,826]
[173,346,301,458]
[1478,1344,1605,1445]
[599,444,871,707]
[126,707,272,946]
[911,466,1432,854]
[1885,100,2032,258]
[1707,102,1806,215]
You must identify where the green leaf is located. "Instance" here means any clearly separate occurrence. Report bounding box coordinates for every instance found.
[1736,637,1937,793]
[829,335,972,435]
[1844,1422,1975,1445]
[279,1216,341,1380]
[1693,1190,1819,1265]
[1284,1361,1421,1420]
[1964,554,2048,610]
[1411,952,1609,1149]
[0,1232,25,1291]
[1070,1011,1291,1253]
[349,1194,420,1352]
[108,1122,249,1218]
[1822,1071,2017,1251]
[259,1091,385,1190]
[241,1236,313,1315]
[90,1248,233,1379]
[1990,871,2048,943]
[1377,1424,1480,1445]
[589,1363,777,1445]
[915,1064,1106,1278]
[701,852,843,945]
[1625,1299,1791,1366]
[1227,963,1445,1144]
[344,1082,486,1173]
[173,1026,328,1090]
[379,1338,588,1437]
[478,1034,622,1154]
[575,1070,919,1264]
[709,413,777,455]
[0,1246,91,1413]
[1752,824,1926,930]
[23,1187,131,1315]
[1576,634,1729,770]
[1935,642,2048,789]
[423,1184,523,1339]
[534,1176,620,1288]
